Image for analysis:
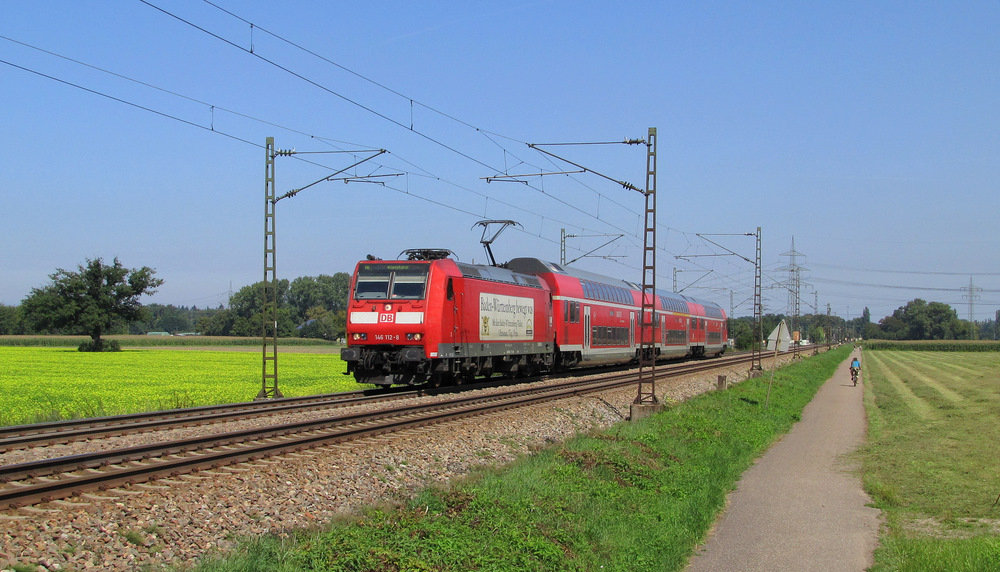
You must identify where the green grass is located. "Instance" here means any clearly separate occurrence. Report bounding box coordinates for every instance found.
[860,350,1000,571]
[862,340,1000,352]
[0,347,361,427]
[192,347,851,571]
[0,334,340,348]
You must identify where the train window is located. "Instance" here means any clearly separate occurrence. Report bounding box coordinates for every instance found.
[391,274,427,299]
[354,263,429,300]
[355,276,390,299]
[570,301,579,323]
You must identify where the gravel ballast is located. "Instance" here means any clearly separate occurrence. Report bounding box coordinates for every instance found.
[0,358,777,571]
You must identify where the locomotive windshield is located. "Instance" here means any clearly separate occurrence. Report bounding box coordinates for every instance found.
[354,263,429,300]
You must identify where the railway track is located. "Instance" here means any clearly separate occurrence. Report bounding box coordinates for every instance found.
[0,351,779,510]
[0,350,770,453]
[0,386,423,452]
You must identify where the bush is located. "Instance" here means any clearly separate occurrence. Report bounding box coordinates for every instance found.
[78,339,122,352]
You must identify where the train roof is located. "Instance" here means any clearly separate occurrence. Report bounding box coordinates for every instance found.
[453,260,544,289]
[506,257,725,316]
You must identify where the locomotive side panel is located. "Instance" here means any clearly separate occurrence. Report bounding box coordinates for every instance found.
[437,273,553,358]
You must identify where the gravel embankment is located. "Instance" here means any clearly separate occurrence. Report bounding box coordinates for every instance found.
[0,358,776,571]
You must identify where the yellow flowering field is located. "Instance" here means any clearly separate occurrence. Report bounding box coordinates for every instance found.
[0,347,361,427]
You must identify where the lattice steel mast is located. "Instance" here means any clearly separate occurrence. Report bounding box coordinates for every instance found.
[259,137,285,399]
[635,127,659,409]
[258,137,389,399]
[751,227,763,374]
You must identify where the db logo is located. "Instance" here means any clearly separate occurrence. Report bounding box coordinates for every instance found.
[379,313,395,323]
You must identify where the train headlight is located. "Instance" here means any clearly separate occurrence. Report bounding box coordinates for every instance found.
[352,333,368,341]
[406,333,422,341]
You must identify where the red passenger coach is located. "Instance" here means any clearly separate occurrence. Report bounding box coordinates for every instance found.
[340,250,553,386]
[507,258,728,364]
[341,250,728,387]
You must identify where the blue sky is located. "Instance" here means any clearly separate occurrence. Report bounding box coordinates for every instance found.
[2,1,998,325]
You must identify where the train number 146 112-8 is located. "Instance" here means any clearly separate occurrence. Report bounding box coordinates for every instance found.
[374,334,400,341]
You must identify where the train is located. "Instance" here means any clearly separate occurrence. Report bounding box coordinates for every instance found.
[339,249,728,386]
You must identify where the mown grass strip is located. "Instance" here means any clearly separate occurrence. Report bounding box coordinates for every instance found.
[903,351,985,379]
[193,346,851,572]
[861,351,1000,572]
[866,353,936,420]
[875,353,964,404]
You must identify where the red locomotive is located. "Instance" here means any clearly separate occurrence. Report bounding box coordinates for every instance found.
[340,249,727,386]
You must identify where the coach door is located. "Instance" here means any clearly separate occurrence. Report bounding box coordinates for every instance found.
[584,306,592,350]
[629,311,636,348]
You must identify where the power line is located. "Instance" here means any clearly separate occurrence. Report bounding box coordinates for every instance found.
[810,262,1000,277]
[147,1,702,258]
[0,57,260,149]
[0,36,650,255]
[811,276,1000,293]
[5,8,722,293]
[139,0,505,176]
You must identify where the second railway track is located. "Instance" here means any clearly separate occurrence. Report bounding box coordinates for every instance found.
[0,352,770,510]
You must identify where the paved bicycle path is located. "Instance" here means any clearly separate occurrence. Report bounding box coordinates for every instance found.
[685,350,880,572]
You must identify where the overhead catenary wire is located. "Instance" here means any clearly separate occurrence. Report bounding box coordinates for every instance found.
[0,36,662,259]
[4,8,764,306]
[149,1,698,249]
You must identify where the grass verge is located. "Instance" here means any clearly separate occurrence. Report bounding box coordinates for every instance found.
[193,346,851,571]
[860,350,1000,571]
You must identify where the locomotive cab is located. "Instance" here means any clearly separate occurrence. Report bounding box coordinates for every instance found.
[340,261,435,385]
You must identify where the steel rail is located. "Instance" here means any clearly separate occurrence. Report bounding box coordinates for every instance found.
[0,388,424,452]
[0,350,798,509]
[0,354,744,452]
[0,348,800,454]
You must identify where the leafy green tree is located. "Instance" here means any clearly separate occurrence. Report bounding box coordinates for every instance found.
[296,306,346,340]
[862,322,884,340]
[21,257,163,351]
[877,299,973,340]
[223,280,295,337]
[288,273,350,322]
[198,309,234,336]
[809,325,826,344]
[0,303,25,334]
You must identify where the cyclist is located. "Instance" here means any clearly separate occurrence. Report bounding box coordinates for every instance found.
[850,356,861,386]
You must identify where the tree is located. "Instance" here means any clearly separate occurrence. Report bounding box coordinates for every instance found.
[288,273,350,322]
[21,257,163,351]
[0,303,24,335]
[224,280,295,337]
